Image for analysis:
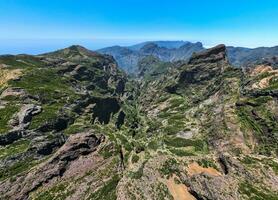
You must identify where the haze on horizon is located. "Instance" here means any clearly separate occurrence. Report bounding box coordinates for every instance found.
[1,0,278,54]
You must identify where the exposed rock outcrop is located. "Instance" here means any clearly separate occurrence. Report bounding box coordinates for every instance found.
[0,130,28,145]
[31,133,67,156]
[166,45,231,96]
[0,87,27,99]
[91,97,121,124]
[0,132,102,200]
[187,173,239,200]
[9,104,41,131]
[188,44,227,65]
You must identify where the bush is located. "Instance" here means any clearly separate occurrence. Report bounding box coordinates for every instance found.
[131,154,140,163]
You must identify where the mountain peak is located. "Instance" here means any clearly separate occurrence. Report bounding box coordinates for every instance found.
[139,43,160,52]
[42,45,99,59]
[188,44,227,64]
[180,41,203,49]
[68,45,87,51]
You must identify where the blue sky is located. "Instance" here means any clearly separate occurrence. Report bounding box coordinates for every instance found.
[1,0,278,54]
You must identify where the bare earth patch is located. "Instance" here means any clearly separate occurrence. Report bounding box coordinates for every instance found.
[187,162,221,177]
[250,65,278,89]
[250,65,273,76]
[165,175,196,200]
[252,75,277,89]
[0,69,22,87]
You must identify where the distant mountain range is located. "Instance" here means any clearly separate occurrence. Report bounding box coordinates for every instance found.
[98,41,278,74]
[97,41,204,74]
[227,46,278,67]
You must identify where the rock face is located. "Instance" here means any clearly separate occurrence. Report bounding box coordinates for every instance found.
[91,97,121,124]
[0,132,102,200]
[188,44,227,64]
[0,130,28,145]
[166,45,229,95]
[10,104,41,130]
[32,133,66,156]
[187,173,239,200]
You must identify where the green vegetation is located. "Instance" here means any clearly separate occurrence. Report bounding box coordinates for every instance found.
[236,103,278,155]
[159,158,180,178]
[262,159,278,175]
[33,182,75,200]
[129,161,147,179]
[265,76,278,90]
[241,156,258,165]
[29,103,63,129]
[147,140,160,150]
[268,161,278,175]
[164,137,208,153]
[197,158,218,170]
[168,148,195,157]
[10,68,74,99]
[8,67,78,129]
[0,139,30,159]
[155,182,174,200]
[116,133,133,151]
[0,104,19,134]
[239,182,278,200]
[88,175,120,200]
[0,157,36,181]
[1,44,278,200]
[0,55,46,69]
[99,143,116,159]
[64,123,87,135]
[131,154,140,163]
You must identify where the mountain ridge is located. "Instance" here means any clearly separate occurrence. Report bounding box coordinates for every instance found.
[98,41,278,74]
[0,44,277,200]
[98,41,205,74]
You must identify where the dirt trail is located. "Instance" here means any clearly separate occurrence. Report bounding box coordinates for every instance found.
[187,162,221,177]
[166,175,196,200]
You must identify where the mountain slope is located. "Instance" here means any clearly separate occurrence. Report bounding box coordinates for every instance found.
[132,44,278,199]
[0,45,277,200]
[0,45,129,199]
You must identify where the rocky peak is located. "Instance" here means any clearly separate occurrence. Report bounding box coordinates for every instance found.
[180,42,203,50]
[41,45,99,60]
[188,44,228,64]
[137,55,161,77]
[139,43,160,53]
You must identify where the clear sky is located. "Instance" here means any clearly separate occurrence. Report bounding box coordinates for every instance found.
[1,0,278,54]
